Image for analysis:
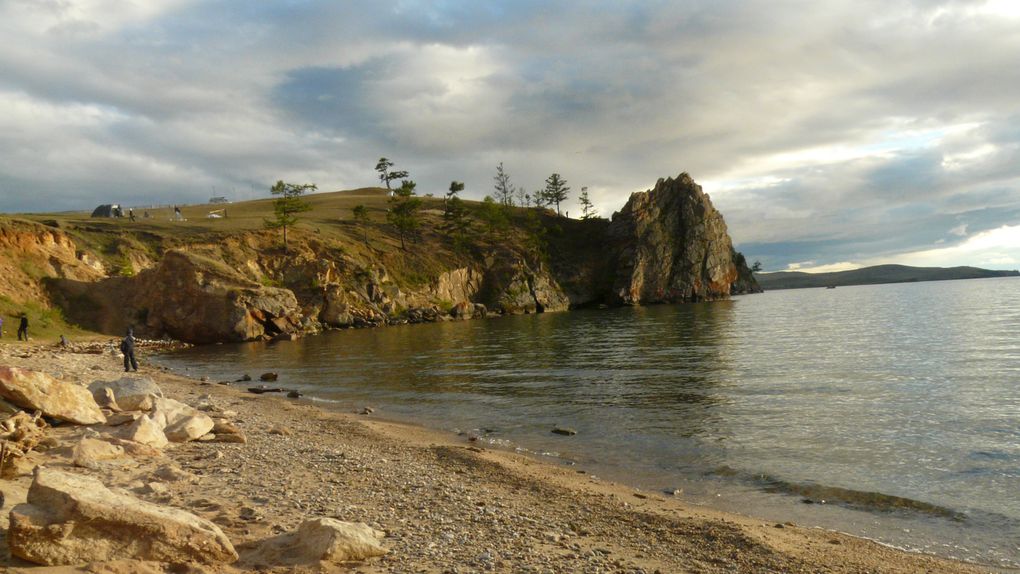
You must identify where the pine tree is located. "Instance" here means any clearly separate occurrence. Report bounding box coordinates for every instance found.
[494,162,515,206]
[264,180,314,250]
[579,186,596,219]
[375,157,409,191]
[543,173,570,216]
[387,180,422,250]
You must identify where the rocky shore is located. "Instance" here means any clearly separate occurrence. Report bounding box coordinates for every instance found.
[0,342,997,573]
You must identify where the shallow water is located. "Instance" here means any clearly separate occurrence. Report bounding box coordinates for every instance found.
[159,276,1020,567]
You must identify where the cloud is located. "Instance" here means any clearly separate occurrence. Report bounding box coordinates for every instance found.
[0,0,1017,272]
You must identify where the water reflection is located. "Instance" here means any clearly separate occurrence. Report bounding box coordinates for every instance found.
[170,303,740,468]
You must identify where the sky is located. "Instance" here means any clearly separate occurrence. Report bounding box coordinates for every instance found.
[1,0,1019,272]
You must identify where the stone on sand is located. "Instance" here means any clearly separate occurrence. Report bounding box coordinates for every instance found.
[151,397,214,442]
[88,376,164,411]
[248,517,386,565]
[0,367,106,425]
[72,437,126,469]
[8,467,238,565]
[120,414,169,449]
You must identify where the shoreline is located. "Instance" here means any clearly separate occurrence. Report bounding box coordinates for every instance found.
[0,343,1009,573]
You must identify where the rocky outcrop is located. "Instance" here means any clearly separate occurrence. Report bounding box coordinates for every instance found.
[607,173,750,304]
[8,467,238,565]
[0,219,105,305]
[135,250,303,343]
[0,367,106,425]
[480,257,571,315]
[729,248,763,295]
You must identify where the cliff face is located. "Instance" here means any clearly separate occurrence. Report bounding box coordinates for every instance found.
[607,173,755,304]
[0,220,105,305]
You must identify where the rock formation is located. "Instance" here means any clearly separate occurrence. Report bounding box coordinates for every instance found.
[606,173,753,304]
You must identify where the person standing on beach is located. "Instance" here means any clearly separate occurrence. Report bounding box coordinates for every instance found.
[121,327,138,372]
[17,314,28,341]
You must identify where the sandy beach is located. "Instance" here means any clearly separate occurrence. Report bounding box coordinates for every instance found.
[0,341,1004,574]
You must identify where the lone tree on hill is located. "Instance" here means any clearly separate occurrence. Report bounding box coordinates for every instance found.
[579,186,596,219]
[751,260,763,273]
[265,180,314,251]
[375,157,409,192]
[446,180,464,208]
[387,180,422,250]
[543,173,570,216]
[352,204,370,243]
[494,162,515,206]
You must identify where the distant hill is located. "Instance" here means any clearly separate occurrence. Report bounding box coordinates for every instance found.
[756,264,1019,290]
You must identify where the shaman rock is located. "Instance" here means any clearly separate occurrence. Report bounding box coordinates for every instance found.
[607,173,749,304]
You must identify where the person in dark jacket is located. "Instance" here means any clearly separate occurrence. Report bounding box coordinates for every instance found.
[121,327,138,372]
[17,314,28,341]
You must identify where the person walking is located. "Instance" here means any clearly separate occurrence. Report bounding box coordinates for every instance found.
[121,327,138,372]
[0,315,4,338]
[17,314,28,341]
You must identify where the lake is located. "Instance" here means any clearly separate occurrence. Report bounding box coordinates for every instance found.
[158,276,1020,567]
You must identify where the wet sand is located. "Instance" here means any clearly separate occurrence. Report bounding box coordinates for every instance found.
[0,342,1004,573]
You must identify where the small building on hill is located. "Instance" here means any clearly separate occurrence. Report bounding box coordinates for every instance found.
[90,204,123,218]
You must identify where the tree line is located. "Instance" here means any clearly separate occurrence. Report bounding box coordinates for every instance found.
[265,158,601,252]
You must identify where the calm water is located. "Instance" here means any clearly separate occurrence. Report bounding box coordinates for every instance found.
[160,277,1020,567]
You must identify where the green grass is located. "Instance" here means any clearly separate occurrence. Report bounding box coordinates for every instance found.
[0,294,97,344]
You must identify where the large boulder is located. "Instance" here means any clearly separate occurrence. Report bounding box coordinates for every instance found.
[0,367,105,425]
[607,173,743,304]
[8,467,238,565]
[247,517,386,565]
[88,376,164,411]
